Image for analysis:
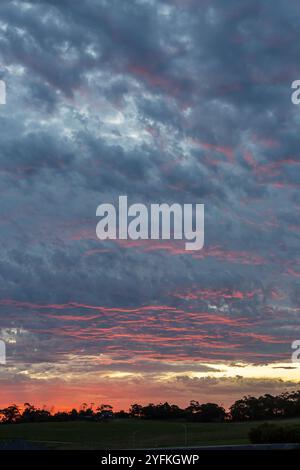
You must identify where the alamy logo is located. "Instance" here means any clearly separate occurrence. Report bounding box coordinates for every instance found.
[0,80,6,104]
[96,196,204,251]
[0,340,6,364]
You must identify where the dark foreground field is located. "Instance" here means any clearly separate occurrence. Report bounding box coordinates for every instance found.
[1,418,300,449]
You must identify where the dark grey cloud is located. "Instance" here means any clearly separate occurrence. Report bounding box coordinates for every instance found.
[0,0,299,406]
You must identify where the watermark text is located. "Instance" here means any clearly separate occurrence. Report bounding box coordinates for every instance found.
[96,196,204,251]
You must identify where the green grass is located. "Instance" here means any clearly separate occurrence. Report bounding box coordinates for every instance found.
[0,418,300,449]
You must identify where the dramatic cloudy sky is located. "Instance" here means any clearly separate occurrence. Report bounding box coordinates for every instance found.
[1,0,300,411]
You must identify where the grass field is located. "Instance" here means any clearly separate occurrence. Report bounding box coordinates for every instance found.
[1,417,300,449]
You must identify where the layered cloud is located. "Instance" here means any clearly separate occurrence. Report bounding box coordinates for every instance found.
[0,0,300,409]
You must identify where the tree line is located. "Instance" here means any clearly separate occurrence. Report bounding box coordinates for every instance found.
[1,391,300,424]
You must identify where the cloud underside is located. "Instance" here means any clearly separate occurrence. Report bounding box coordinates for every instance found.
[0,0,300,407]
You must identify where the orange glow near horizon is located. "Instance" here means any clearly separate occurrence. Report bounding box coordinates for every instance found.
[1,361,299,413]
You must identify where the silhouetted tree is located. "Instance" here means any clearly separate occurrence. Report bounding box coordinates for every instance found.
[21,403,51,423]
[1,390,300,425]
[229,393,300,421]
[192,403,226,422]
[69,408,79,421]
[0,404,21,423]
[140,402,185,420]
[115,410,130,419]
[96,404,113,421]
[129,404,143,418]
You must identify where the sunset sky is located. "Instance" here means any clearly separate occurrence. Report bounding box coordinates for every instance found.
[1,0,300,412]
